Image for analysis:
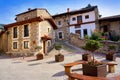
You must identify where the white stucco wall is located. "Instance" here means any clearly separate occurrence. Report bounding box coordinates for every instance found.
[82,11,95,23]
[70,26,75,33]
[70,14,80,25]
[69,11,95,25]
[69,23,95,38]
[80,23,95,38]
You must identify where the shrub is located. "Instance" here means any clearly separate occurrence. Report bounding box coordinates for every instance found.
[54,44,62,50]
[111,35,120,41]
[90,32,102,41]
[84,40,102,64]
[84,40,102,52]
[84,35,90,39]
[35,46,42,51]
[108,45,116,51]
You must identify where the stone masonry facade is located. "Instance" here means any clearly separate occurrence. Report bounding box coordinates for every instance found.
[5,8,56,56]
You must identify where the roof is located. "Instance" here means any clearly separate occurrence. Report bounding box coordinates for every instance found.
[4,17,57,30]
[16,8,47,16]
[52,6,97,18]
[99,15,120,21]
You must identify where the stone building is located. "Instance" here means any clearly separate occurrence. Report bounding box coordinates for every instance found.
[3,8,57,56]
[0,24,4,32]
[53,5,99,40]
[52,9,70,41]
[99,15,120,37]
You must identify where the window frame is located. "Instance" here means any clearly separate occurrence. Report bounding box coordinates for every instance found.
[72,17,76,21]
[58,21,62,25]
[24,41,29,49]
[13,27,17,38]
[85,15,89,19]
[24,25,29,37]
[13,42,17,49]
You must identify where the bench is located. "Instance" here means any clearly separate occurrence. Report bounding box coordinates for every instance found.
[64,61,86,75]
[68,73,120,80]
[103,62,117,73]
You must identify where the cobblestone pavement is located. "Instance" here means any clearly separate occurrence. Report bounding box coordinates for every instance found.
[0,44,120,80]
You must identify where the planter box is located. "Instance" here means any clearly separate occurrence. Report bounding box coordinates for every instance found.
[106,54,116,61]
[82,54,91,61]
[36,53,43,60]
[55,54,64,62]
[83,64,107,77]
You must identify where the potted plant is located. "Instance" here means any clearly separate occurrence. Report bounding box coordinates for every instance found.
[54,44,64,62]
[35,46,43,60]
[106,45,116,61]
[83,40,107,77]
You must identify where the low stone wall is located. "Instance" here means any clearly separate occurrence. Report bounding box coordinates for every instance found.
[99,41,120,53]
[69,33,88,48]
[69,33,120,54]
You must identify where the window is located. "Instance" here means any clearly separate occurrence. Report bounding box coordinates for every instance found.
[58,21,61,25]
[75,30,81,34]
[83,29,88,37]
[24,41,29,49]
[72,17,76,21]
[58,32,63,39]
[13,27,17,38]
[13,42,17,49]
[77,16,82,21]
[24,25,29,37]
[85,15,89,19]
[77,16,82,23]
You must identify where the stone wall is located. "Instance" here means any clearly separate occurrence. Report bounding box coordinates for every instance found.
[69,33,87,48]
[6,22,39,56]
[99,21,120,36]
[0,32,8,52]
[53,15,70,41]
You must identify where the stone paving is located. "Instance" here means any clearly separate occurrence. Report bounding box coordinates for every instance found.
[0,44,120,80]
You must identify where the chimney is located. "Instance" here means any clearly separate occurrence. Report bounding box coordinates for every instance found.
[28,8,31,11]
[67,8,70,12]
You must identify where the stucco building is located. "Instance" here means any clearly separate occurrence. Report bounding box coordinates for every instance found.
[53,5,99,40]
[3,8,57,56]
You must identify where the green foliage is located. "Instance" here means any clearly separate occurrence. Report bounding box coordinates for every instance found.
[111,35,120,41]
[54,44,62,50]
[35,46,42,51]
[90,32,102,41]
[84,40,102,52]
[84,35,90,39]
[108,45,116,51]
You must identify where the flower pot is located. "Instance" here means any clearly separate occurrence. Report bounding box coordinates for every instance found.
[83,64,107,77]
[82,54,91,61]
[36,53,43,60]
[106,53,116,61]
[55,54,64,62]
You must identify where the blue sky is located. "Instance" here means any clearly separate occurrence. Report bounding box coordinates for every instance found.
[0,0,120,24]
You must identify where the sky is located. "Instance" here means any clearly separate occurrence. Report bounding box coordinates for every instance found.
[0,0,120,24]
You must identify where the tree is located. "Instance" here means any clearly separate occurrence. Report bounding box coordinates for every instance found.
[84,40,102,63]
